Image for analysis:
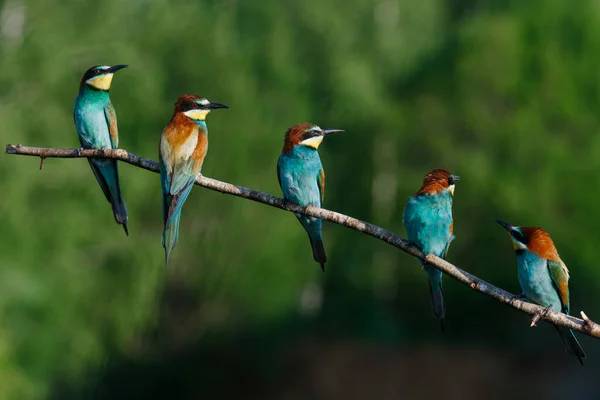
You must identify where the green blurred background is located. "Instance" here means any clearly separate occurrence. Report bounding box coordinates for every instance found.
[1,0,599,398]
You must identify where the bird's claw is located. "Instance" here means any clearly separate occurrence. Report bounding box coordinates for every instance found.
[281,199,293,209]
[530,306,552,327]
[510,293,528,307]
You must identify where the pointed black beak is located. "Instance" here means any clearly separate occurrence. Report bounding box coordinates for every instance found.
[207,102,229,110]
[494,219,513,232]
[451,175,460,182]
[321,128,344,136]
[109,64,128,73]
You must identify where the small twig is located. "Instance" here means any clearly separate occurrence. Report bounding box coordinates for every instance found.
[581,311,595,331]
[5,144,600,340]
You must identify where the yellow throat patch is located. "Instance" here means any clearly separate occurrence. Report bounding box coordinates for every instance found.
[87,74,114,91]
[183,109,210,121]
[300,136,324,149]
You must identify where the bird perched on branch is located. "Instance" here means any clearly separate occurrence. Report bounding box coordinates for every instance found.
[495,220,586,365]
[277,123,343,271]
[74,65,129,235]
[403,169,459,330]
[159,94,228,264]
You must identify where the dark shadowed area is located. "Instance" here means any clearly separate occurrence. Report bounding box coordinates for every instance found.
[1,0,599,398]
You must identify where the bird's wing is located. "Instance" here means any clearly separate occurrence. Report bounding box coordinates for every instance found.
[442,220,455,259]
[160,151,200,229]
[277,160,282,188]
[402,199,426,249]
[277,156,303,204]
[104,101,119,149]
[159,132,176,193]
[317,167,325,205]
[548,259,570,314]
[159,150,171,225]
[171,157,200,195]
[165,158,198,228]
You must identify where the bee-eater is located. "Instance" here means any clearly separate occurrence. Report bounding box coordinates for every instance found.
[74,64,129,235]
[277,123,343,271]
[495,220,586,365]
[159,94,228,264]
[403,169,459,330]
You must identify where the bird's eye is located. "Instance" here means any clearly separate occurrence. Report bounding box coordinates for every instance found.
[511,230,526,244]
[448,176,455,185]
[94,70,101,75]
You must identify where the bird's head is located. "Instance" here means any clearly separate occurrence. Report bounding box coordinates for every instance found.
[282,123,343,153]
[416,169,459,196]
[174,94,228,122]
[79,64,128,91]
[494,220,560,260]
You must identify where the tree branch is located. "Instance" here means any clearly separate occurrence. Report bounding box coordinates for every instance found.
[6,144,600,339]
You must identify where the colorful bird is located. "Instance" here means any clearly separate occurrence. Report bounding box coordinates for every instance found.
[277,123,343,271]
[403,169,459,330]
[159,94,228,264]
[74,65,129,235]
[495,220,586,365]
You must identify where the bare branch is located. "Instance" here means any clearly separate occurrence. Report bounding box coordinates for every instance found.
[6,144,600,339]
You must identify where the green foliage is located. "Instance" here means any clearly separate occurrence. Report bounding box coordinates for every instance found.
[1,0,600,397]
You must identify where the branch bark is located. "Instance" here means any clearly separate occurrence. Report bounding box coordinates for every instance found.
[6,144,600,339]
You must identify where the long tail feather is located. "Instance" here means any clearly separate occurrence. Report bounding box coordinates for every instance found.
[88,159,128,235]
[299,216,326,271]
[110,190,128,236]
[162,211,181,266]
[555,325,586,365]
[309,237,327,271]
[161,182,195,265]
[425,266,446,331]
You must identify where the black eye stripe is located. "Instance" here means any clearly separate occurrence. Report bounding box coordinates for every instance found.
[182,102,203,112]
[511,230,526,244]
[448,176,455,185]
[301,129,321,140]
[84,68,105,81]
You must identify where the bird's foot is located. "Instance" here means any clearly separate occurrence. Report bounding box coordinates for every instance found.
[510,293,528,307]
[530,306,552,327]
[101,146,111,156]
[515,293,528,301]
[281,199,293,209]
